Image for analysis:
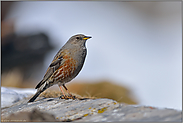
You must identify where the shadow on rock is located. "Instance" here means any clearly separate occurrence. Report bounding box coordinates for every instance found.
[3,109,57,122]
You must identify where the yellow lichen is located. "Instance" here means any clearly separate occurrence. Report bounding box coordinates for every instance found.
[91,108,96,112]
[89,107,91,109]
[98,107,107,113]
[83,114,88,117]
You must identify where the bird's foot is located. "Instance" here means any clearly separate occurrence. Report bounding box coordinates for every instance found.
[59,95,76,100]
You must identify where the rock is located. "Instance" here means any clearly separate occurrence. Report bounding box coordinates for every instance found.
[1,97,181,122]
[3,109,57,122]
[1,87,36,108]
[78,104,182,122]
[1,87,20,108]
[1,97,119,122]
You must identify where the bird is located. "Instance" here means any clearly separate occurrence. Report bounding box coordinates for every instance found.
[28,34,92,102]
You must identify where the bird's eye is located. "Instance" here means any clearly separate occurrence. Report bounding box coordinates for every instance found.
[76,37,80,40]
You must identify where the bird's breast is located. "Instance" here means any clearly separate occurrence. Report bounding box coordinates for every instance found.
[53,54,77,81]
[52,47,86,82]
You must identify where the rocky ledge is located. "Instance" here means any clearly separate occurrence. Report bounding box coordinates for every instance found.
[1,97,182,122]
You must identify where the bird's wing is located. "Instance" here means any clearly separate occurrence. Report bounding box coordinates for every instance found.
[35,55,63,89]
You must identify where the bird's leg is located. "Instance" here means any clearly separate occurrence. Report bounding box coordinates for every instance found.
[62,84,72,97]
[63,84,76,99]
[58,85,66,97]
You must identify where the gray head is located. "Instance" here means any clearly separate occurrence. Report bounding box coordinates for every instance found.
[66,34,92,48]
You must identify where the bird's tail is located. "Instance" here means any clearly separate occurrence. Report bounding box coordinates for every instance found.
[28,82,50,103]
[28,91,41,103]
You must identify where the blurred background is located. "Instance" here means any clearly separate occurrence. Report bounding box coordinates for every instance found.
[1,1,181,110]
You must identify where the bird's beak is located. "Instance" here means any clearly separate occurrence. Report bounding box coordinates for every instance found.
[83,36,92,40]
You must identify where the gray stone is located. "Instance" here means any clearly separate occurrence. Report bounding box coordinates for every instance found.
[1,97,182,122]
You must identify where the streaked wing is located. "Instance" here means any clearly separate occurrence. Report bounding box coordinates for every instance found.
[35,56,63,89]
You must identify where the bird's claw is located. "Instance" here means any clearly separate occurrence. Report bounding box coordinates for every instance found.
[59,95,76,100]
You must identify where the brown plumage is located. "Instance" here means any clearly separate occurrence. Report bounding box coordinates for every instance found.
[28,34,91,102]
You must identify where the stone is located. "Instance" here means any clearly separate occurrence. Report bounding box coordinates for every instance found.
[1,97,181,122]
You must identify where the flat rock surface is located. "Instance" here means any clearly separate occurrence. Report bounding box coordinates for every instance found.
[1,97,182,122]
